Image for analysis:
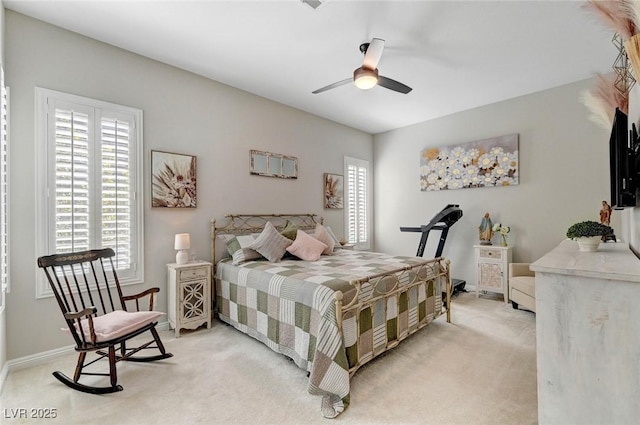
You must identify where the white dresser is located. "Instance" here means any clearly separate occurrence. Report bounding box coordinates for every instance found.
[474,245,512,303]
[531,240,640,424]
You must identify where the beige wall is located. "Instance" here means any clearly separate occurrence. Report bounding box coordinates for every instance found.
[4,11,372,359]
[373,79,617,287]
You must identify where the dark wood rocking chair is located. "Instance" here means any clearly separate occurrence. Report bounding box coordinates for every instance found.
[37,248,173,394]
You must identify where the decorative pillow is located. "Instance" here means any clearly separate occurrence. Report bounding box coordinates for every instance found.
[325,226,342,249]
[280,220,299,241]
[314,224,335,255]
[219,234,262,265]
[248,222,292,262]
[287,229,328,262]
[72,310,165,343]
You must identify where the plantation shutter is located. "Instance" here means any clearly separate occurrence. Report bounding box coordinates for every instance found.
[101,117,132,270]
[37,88,143,298]
[0,68,8,298]
[345,157,370,250]
[54,107,92,253]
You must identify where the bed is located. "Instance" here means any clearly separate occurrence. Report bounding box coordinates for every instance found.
[210,214,451,418]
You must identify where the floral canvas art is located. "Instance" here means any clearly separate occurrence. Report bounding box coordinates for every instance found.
[324,173,344,209]
[420,134,519,191]
[151,151,197,208]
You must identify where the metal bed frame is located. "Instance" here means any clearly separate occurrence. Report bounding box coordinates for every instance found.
[210,213,451,376]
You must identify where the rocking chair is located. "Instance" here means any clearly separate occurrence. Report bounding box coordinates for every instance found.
[37,248,173,394]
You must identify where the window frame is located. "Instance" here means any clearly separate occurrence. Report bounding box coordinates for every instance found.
[35,87,144,298]
[0,67,9,312]
[344,156,372,250]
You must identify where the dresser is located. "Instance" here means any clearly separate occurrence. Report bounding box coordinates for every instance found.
[474,245,512,303]
[167,261,212,337]
[531,240,640,424]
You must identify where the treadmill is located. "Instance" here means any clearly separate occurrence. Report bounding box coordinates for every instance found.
[400,204,466,293]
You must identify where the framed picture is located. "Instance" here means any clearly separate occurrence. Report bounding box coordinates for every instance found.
[324,173,343,209]
[151,150,197,208]
[420,133,519,191]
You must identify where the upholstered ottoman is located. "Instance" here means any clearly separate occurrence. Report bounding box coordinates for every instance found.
[508,263,536,313]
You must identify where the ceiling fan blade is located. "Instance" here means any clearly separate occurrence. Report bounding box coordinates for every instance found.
[377,75,412,94]
[312,78,352,94]
[362,38,385,70]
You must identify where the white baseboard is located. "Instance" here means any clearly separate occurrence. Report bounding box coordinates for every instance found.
[0,320,171,394]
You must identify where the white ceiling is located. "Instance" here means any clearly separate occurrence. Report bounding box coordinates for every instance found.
[4,0,618,134]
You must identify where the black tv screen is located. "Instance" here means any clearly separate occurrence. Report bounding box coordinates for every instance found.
[609,108,637,209]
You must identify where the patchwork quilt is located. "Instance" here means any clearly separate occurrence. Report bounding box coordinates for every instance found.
[215,250,445,418]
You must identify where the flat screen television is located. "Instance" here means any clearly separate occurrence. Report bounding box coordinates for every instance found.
[609,108,638,209]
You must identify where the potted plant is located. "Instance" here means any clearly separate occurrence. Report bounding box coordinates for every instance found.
[566,221,614,252]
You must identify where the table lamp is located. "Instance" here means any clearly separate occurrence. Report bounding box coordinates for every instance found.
[174,233,190,265]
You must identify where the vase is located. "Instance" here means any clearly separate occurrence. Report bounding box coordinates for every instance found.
[501,234,508,247]
[576,236,601,252]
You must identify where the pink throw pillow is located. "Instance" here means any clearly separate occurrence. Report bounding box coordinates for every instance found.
[314,224,335,255]
[287,230,328,261]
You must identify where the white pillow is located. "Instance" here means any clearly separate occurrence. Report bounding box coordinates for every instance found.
[314,224,335,255]
[286,229,328,262]
[248,222,292,262]
[325,226,342,250]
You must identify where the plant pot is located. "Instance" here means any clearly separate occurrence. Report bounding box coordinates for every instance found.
[576,236,601,252]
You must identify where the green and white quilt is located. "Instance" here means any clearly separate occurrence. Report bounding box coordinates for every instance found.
[215,250,444,418]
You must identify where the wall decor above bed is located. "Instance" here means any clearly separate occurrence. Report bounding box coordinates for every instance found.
[151,150,197,208]
[420,133,519,191]
[250,149,298,179]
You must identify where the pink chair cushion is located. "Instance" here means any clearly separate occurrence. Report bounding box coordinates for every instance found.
[74,310,165,343]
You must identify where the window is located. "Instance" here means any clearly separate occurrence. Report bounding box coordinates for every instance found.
[0,67,9,311]
[35,88,143,298]
[344,156,371,250]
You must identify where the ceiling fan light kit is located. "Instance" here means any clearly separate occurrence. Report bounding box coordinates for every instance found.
[313,38,412,95]
[353,67,378,90]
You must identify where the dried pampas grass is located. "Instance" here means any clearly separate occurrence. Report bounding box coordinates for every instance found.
[581,74,629,130]
[584,0,637,39]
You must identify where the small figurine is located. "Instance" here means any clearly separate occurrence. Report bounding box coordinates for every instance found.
[479,212,494,245]
[600,201,612,226]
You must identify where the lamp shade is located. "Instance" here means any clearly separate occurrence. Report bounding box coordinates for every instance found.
[353,67,378,90]
[174,233,191,250]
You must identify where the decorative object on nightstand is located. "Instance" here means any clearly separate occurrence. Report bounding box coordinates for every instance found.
[474,244,512,303]
[492,222,511,247]
[174,233,190,265]
[167,261,212,337]
[478,212,494,245]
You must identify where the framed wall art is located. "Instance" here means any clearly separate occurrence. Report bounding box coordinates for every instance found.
[151,150,197,208]
[323,173,344,209]
[420,133,519,191]
[250,150,298,179]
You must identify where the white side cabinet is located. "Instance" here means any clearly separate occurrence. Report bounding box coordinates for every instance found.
[474,245,512,303]
[167,261,212,337]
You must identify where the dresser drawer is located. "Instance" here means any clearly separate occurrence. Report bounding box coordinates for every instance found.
[479,248,502,260]
[179,267,208,281]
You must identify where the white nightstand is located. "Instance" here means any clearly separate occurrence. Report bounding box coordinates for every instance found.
[474,245,512,303]
[167,261,212,337]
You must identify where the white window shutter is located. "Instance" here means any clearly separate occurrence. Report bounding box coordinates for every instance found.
[36,88,143,298]
[344,157,370,250]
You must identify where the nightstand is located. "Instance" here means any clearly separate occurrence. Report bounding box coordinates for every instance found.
[167,261,212,337]
[474,245,512,303]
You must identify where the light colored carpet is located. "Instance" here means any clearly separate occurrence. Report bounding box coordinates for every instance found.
[0,292,537,425]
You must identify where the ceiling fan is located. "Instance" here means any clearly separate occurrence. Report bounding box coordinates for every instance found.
[312,38,412,95]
